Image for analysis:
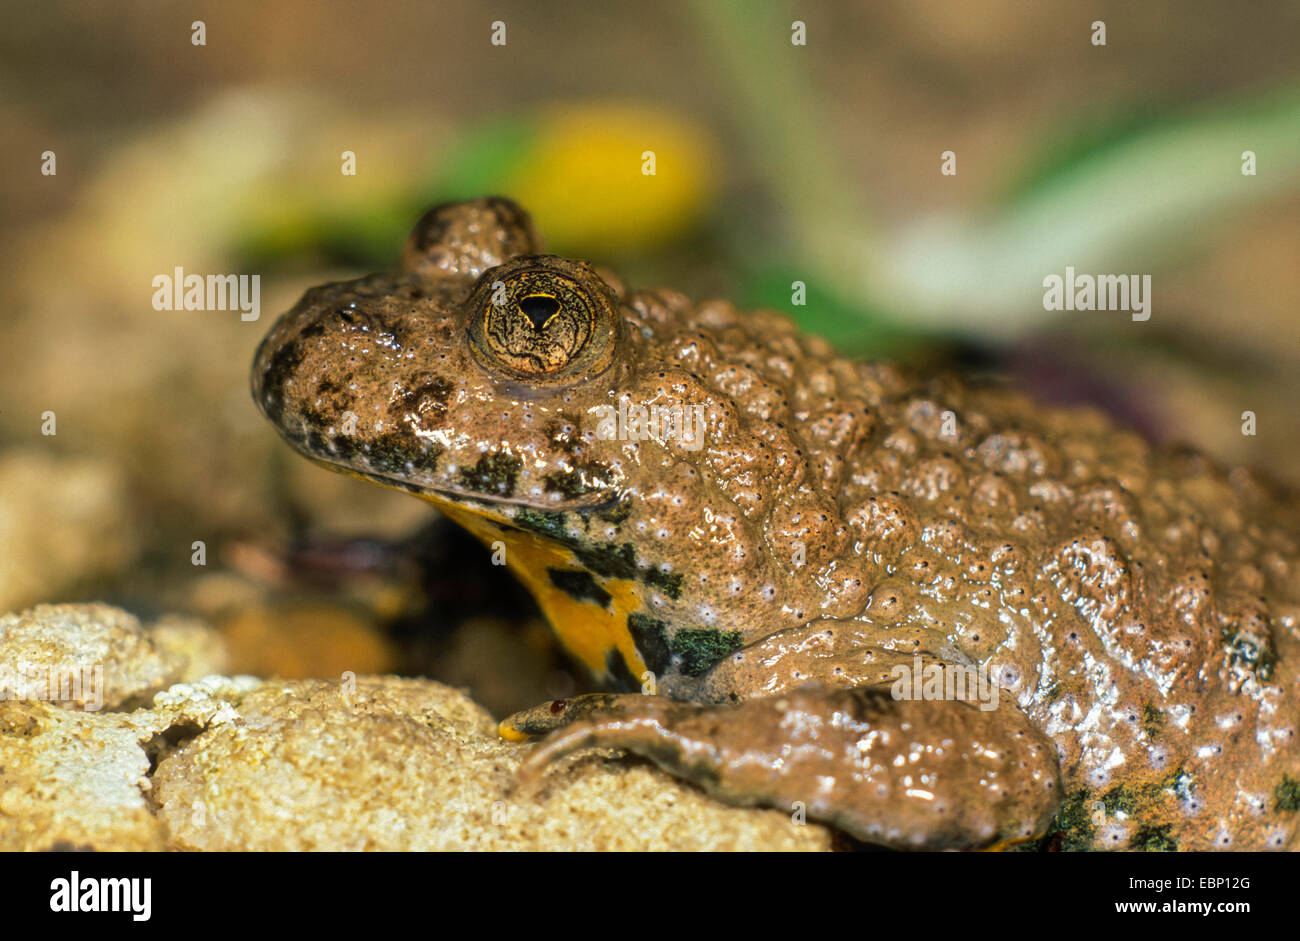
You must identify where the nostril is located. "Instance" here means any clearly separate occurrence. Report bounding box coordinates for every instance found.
[331,302,368,329]
[519,294,560,330]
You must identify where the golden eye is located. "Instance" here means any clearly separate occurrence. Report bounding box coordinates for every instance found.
[466,256,620,383]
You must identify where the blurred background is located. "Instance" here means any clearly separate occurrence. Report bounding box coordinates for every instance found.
[2,0,1297,713]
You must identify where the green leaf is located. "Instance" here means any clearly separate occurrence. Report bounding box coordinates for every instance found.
[428,116,540,200]
[740,269,931,356]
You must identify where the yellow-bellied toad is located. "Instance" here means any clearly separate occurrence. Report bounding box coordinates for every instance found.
[252,197,1300,850]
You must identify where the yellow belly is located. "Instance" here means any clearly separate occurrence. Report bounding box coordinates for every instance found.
[424,497,648,684]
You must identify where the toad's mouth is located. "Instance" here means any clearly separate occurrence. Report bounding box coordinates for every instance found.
[305,454,620,516]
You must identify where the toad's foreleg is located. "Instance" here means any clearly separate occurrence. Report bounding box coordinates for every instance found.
[509,685,1061,850]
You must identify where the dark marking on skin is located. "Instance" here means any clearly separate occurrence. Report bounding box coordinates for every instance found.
[574,542,638,581]
[545,416,588,456]
[1129,824,1178,851]
[512,509,570,542]
[305,428,331,457]
[298,320,325,340]
[281,395,443,481]
[458,452,522,496]
[644,567,683,600]
[604,649,641,692]
[1031,766,1188,851]
[330,433,363,462]
[326,299,406,347]
[547,568,612,608]
[1275,774,1300,812]
[1141,701,1164,738]
[256,337,304,423]
[672,628,744,677]
[539,417,614,498]
[543,464,611,498]
[1039,788,1096,852]
[1101,774,1182,822]
[393,374,453,423]
[628,613,671,675]
[368,430,441,477]
[1101,783,1140,817]
[296,402,331,432]
[564,539,682,600]
[596,496,633,526]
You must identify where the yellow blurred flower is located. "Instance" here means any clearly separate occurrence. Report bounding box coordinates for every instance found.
[502,103,717,254]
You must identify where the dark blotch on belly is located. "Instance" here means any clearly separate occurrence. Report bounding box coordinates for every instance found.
[548,568,612,608]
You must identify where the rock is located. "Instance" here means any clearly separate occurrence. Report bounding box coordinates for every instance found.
[149,614,232,682]
[0,674,257,852]
[0,701,167,851]
[0,654,830,850]
[0,604,190,711]
[0,603,825,849]
[150,676,830,851]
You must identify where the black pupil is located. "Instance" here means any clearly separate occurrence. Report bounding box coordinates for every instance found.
[519,294,560,329]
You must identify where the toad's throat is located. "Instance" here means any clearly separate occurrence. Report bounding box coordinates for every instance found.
[423,495,649,688]
[322,460,648,684]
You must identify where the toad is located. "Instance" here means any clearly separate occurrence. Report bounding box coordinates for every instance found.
[252,197,1300,850]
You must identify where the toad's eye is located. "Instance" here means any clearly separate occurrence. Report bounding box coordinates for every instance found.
[466,256,620,383]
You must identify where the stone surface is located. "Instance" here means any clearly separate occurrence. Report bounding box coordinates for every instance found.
[0,604,829,851]
[0,700,168,851]
[0,603,190,711]
[150,676,831,851]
